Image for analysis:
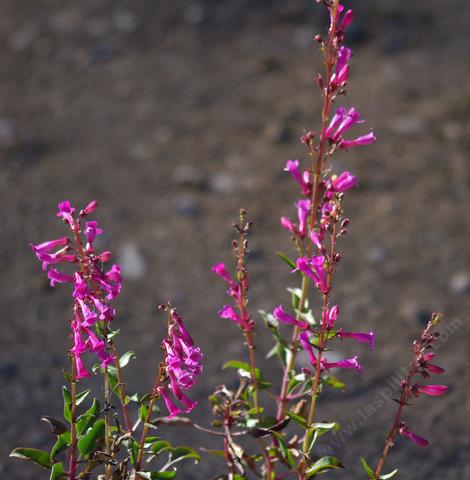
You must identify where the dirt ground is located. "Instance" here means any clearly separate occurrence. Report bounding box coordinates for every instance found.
[1,0,469,478]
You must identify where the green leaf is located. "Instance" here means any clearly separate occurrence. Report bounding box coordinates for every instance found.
[380,469,399,479]
[276,251,297,269]
[139,403,149,423]
[285,411,306,428]
[223,360,262,380]
[271,432,295,469]
[77,399,100,435]
[119,351,136,368]
[361,457,375,478]
[259,310,278,328]
[62,387,72,423]
[129,438,140,465]
[50,432,71,461]
[170,446,201,464]
[50,462,65,480]
[323,375,346,389]
[136,472,177,480]
[306,456,342,476]
[75,389,90,406]
[287,287,309,311]
[151,441,172,455]
[10,448,53,469]
[77,419,106,458]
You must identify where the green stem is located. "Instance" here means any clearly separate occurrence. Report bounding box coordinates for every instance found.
[68,359,78,480]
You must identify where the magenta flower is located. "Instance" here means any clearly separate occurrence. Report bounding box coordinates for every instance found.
[339,9,354,31]
[415,384,448,397]
[219,304,243,326]
[296,200,311,238]
[284,160,311,195]
[159,387,181,418]
[211,262,235,287]
[323,355,363,374]
[340,131,376,149]
[325,305,339,329]
[310,231,323,250]
[47,268,74,287]
[299,331,318,365]
[398,425,429,447]
[281,216,296,235]
[80,200,98,216]
[294,256,328,294]
[273,305,309,329]
[337,329,375,351]
[31,200,121,380]
[160,307,203,417]
[331,46,351,89]
[56,201,77,230]
[330,171,358,192]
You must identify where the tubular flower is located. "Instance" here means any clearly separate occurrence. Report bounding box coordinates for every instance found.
[414,384,448,397]
[160,308,203,417]
[324,107,376,149]
[398,424,429,447]
[293,256,328,294]
[273,305,310,330]
[284,160,311,196]
[337,329,375,351]
[30,200,120,379]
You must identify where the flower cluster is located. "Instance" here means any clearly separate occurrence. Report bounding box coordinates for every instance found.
[31,201,121,379]
[159,307,203,417]
[212,262,254,333]
[394,316,447,447]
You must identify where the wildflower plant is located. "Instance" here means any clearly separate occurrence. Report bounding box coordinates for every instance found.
[11,1,448,479]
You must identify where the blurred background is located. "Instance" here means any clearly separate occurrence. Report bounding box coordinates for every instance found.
[1,0,469,478]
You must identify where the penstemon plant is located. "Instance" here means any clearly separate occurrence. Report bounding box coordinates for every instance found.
[11,1,448,479]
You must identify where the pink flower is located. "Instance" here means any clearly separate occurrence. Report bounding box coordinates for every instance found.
[281,216,296,235]
[310,231,323,250]
[273,305,309,329]
[330,171,358,192]
[211,263,234,286]
[159,387,182,418]
[323,355,363,374]
[399,425,429,447]
[219,304,243,326]
[340,9,354,31]
[340,131,376,149]
[325,305,339,329]
[47,268,74,287]
[294,256,328,294]
[296,199,311,238]
[96,350,115,368]
[56,201,77,230]
[84,221,103,252]
[77,298,98,327]
[331,108,363,141]
[337,330,375,351]
[415,384,448,397]
[284,160,311,195]
[30,237,69,254]
[80,200,98,216]
[299,331,318,365]
[75,354,91,380]
[331,47,351,88]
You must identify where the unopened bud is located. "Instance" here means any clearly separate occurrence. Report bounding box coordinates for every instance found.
[314,34,324,45]
[315,73,324,89]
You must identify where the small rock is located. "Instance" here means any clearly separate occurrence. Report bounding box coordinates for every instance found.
[173,165,207,191]
[118,242,146,280]
[184,4,206,24]
[113,10,138,33]
[175,195,199,217]
[264,122,294,144]
[390,115,425,136]
[367,246,385,264]
[209,173,236,194]
[0,362,18,380]
[449,272,470,294]
[0,118,17,149]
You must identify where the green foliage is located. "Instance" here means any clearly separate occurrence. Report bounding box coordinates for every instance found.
[361,458,398,479]
[10,448,53,469]
[77,419,106,458]
[305,456,343,476]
